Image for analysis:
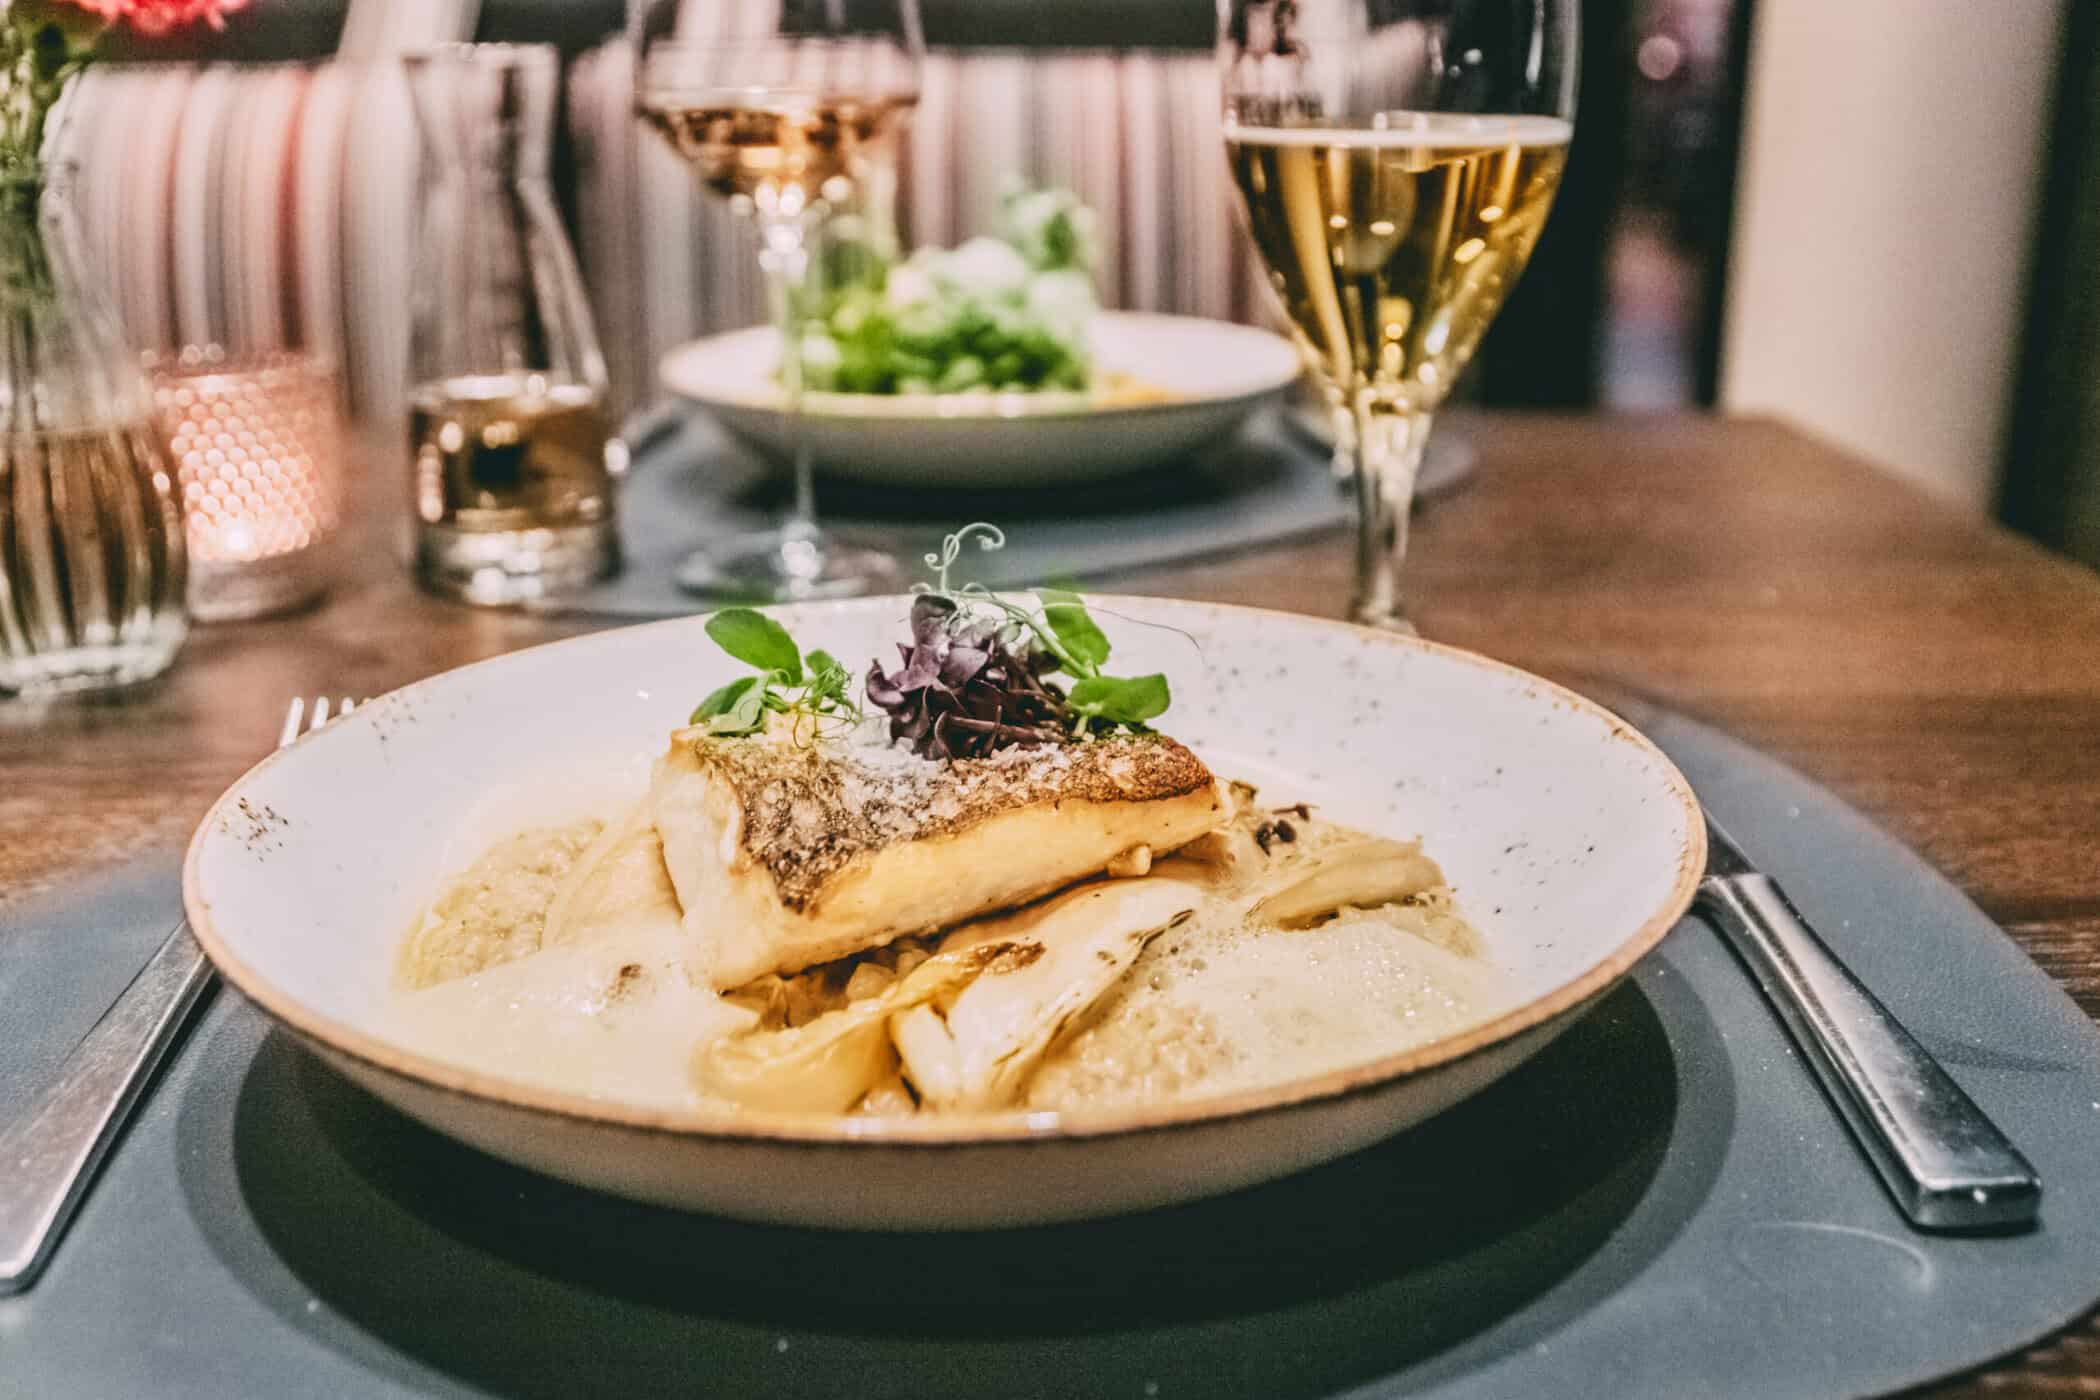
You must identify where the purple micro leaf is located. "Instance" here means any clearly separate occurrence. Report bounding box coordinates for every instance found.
[910,593,957,647]
[865,659,904,708]
[940,643,990,688]
[894,646,944,691]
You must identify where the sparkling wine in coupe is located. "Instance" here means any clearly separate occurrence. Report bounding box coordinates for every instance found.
[629,0,923,601]
[632,74,915,599]
[1225,113,1570,413]
[637,93,916,204]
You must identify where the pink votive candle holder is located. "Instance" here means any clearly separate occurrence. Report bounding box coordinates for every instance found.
[149,348,345,621]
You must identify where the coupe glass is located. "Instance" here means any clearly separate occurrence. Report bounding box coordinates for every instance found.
[634,0,921,601]
[1218,0,1577,629]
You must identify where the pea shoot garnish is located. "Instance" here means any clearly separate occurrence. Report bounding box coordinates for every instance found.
[689,526,1172,758]
[691,609,860,738]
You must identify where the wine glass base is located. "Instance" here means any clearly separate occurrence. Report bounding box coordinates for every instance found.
[674,529,899,603]
[1347,605,1420,636]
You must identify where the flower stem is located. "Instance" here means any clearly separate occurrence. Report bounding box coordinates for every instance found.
[0,9,102,178]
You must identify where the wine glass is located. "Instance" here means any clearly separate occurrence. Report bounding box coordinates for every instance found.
[1218,0,1577,629]
[634,0,922,601]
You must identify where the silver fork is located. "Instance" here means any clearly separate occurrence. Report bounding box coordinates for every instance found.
[0,697,363,1295]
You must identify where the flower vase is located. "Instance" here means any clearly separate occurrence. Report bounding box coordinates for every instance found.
[0,166,187,696]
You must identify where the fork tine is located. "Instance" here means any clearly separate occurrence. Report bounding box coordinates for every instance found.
[282,694,369,748]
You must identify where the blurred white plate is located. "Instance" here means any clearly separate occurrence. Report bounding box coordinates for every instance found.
[659,311,1301,488]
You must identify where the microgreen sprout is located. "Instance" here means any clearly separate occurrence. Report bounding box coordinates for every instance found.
[691,609,861,740]
[914,521,1006,599]
[868,523,1172,755]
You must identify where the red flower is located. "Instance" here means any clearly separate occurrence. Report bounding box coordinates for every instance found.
[48,0,250,35]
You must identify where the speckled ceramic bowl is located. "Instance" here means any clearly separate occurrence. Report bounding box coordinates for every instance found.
[183,598,1705,1229]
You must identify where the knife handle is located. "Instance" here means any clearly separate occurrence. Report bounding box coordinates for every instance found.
[1696,873,2040,1230]
[0,924,215,1294]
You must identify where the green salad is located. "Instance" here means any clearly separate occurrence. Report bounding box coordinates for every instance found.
[798,186,1102,397]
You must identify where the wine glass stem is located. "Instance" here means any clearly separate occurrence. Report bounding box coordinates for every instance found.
[1347,398,1431,633]
[753,201,824,569]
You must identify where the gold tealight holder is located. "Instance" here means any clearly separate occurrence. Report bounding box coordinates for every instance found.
[149,348,345,621]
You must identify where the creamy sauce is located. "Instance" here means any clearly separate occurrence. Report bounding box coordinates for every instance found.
[390,785,1510,1116]
[397,821,603,989]
[1027,905,1504,1111]
[386,928,755,1106]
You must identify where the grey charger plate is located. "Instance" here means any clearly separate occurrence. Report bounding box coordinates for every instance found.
[4,710,2100,1398]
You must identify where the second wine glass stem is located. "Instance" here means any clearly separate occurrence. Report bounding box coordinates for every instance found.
[1347,398,1431,633]
[753,200,823,575]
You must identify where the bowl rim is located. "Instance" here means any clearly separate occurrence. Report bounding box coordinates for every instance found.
[658,310,1304,424]
[183,597,1707,1149]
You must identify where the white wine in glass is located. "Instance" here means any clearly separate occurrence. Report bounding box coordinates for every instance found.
[1219,3,1577,629]
[635,1,922,601]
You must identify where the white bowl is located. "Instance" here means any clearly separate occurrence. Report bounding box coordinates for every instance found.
[658,311,1303,488]
[184,599,1704,1229]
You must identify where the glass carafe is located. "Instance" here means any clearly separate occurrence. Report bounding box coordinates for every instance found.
[0,166,187,697]
[405,43,621,605]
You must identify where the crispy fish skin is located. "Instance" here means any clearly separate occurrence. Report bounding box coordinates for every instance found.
[652,728,1229,990]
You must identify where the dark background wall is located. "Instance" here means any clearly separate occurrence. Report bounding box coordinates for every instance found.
[2001,1,2100,567]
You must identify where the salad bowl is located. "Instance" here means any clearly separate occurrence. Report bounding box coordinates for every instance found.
[659,311,1302,488]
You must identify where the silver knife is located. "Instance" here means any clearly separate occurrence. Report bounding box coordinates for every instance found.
[1697,816,2041,1230]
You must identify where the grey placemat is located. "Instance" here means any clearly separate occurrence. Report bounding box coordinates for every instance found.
[545,410,1354,618]
[5,712,2100,1399]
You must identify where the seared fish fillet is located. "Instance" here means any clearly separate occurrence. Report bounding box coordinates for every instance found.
[652,727,1230,989]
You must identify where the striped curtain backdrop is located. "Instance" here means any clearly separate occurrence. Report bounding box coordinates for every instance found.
[51,0,480,426]
[54,20,1273,424]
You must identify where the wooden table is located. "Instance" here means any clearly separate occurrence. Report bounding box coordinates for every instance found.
[5,413,2099,1395]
